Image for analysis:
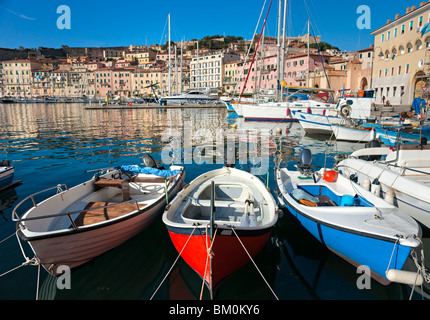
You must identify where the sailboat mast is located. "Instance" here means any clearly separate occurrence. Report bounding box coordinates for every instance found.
[281,0,287,101]
[168,13,171,96]
[276,0,282,102]
[307,20,310,87]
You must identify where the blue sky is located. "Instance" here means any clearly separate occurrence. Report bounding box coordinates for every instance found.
[0,0,420,51]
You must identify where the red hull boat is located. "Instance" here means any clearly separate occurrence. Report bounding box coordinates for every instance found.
[162,167,278,296]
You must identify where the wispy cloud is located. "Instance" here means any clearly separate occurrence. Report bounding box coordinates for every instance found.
[6,8,36,21]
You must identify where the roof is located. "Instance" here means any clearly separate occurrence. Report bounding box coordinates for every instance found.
[371,2,430,34]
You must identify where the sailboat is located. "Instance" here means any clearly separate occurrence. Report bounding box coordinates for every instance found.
[233,2,336,122]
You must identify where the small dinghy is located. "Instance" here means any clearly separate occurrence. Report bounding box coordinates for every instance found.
[276,149,422,285]
[162,167,278,297]
[13,155,185,275]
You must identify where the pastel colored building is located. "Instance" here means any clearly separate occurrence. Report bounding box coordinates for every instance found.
[371,1,430,105]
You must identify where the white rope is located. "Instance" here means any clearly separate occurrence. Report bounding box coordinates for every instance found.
[231,227,279,300]
[149,225,198,300]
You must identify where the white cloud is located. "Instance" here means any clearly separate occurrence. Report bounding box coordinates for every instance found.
[5,8,36,21]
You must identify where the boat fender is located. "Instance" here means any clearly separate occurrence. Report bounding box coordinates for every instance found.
[385,188,395,205]
[323,170,338,183]
[307,107,311,114]
[386,269,423,286]
[286,108,291,116]
[323,109,326,116]
[371,178,381,197]
[363,179,371,191]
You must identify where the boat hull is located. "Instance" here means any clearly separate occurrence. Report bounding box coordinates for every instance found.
[332,125,374,142]
[294,111,343,134]
[241,103,334,122]
[166,226,272,287]
[284,202,412,284]
[0,167,14,189]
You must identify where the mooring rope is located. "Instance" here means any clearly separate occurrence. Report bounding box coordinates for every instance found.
[149,225,198,300]
[200,224,218,300]
[231,227,279,300]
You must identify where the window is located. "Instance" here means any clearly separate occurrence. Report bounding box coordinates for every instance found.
[398,65,402,74]
[394,28,397,38]
[407,43,413,53]
[387,31,391,40]
[416,39,423,50]
[381,34,384,43]
[401,25,405,34]
[393,87,397,97]
[410,20,414,31]
[420,16,423,27]
[406,64,410,73]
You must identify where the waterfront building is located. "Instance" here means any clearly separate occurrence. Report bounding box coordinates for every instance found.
[95,67,134,98]
[2,59,42,97]
[371,1,430,105]
[223,60,242,94]
[190,51,240,91]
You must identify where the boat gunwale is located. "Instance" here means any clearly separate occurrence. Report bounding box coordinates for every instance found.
[163,167,278,231]
[275,168,421,247]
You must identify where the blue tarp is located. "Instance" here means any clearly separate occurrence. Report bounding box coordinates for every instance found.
[413,98,426,114]
[116,165,179,177]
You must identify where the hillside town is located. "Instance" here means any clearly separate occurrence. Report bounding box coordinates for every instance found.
[0,1,429,107]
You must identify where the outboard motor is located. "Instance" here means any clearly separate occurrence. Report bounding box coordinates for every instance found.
[298,149,313,176]
[359,139,381,161]
[142,154,159,168]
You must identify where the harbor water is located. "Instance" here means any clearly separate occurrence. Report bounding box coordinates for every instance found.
[0,103,428,300]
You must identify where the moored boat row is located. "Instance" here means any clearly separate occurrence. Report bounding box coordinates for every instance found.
[7,116,430,298]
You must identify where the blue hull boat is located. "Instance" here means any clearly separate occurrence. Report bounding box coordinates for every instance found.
[0,161,14,190]
[375,126,430,146]
[275,150,422,285]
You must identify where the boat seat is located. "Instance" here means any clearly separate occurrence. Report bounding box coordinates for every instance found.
[74,201,146,227]
[94,179,131,201]
[133,175,175,184]
[316,195,337,207]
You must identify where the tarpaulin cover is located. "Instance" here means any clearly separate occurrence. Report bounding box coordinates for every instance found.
[116,165,179,177]
[413,98,426,114]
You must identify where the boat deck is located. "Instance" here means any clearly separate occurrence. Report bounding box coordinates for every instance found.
[74,201,147,227]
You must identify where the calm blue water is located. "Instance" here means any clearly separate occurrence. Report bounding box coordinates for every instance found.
[0,103,424,300]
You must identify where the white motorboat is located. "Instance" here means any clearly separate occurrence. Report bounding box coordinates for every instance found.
[331,123,375,142]
[159,91,219,105]
[294,96,375,135]
[13,159,185,275]
[337,143,430,229]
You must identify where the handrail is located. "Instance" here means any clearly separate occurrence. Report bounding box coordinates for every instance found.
[12,184,69,221]
[379,162,430,176]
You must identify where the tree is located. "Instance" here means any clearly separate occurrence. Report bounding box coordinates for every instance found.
[310,42,340,52]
